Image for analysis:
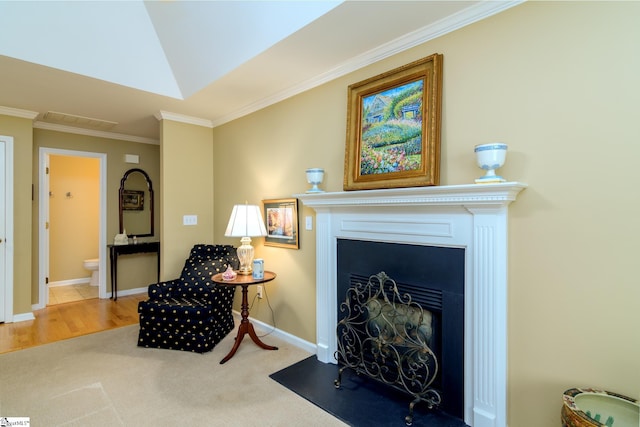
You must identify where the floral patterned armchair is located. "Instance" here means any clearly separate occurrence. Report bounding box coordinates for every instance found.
[137,244,238,353]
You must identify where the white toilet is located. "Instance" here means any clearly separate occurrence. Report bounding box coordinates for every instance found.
[83,258,100,286]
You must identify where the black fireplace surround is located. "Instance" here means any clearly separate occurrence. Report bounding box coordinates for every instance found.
[337,239,465,419]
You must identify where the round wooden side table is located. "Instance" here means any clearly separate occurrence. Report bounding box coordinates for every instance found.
[212,271,278,364]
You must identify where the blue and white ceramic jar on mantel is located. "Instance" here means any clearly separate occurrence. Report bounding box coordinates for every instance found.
[306,168,325,193]
[474,143,508,184]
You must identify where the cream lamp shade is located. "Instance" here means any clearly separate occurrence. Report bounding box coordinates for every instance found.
[225,204,267,275]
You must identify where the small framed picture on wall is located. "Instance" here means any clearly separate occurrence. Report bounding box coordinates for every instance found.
[262,198,299,249]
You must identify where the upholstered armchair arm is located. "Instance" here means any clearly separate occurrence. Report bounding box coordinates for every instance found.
[147,279,181,300]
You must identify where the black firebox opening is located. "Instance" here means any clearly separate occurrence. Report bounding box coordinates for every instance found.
[337,239,465,420]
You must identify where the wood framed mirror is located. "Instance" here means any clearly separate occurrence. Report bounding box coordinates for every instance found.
[119,168,154,237]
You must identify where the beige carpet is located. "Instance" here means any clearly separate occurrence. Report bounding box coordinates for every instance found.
[0,324,348,427]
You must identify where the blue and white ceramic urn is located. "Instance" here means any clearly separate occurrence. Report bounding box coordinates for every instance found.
[474,143,508,184]
[306,168,325,193]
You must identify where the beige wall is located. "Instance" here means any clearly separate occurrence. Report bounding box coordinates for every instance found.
[212,2,640,425]
[33,129,160,301]
[212,84,343,344]
[49,155,100,282]
[159,119,215,279]
[0,115,33,315]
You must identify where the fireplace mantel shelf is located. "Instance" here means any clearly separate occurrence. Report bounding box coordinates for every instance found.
[295,181,527,208]
[296,181,527,427]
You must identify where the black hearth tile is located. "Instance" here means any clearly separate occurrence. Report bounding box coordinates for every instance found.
[270,356,469,427]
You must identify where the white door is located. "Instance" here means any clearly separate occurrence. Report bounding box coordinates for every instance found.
[0,136,14,323]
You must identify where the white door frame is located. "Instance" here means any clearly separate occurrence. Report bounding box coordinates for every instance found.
[38,148,107,308]
[1,136,14,322]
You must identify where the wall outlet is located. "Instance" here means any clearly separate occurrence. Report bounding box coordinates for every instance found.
[256,285,264,299]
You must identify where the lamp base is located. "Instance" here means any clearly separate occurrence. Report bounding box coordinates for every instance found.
[236,237,254,275]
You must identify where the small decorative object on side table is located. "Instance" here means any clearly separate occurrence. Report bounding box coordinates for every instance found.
[212,270,278,364]
[222,265,237,281]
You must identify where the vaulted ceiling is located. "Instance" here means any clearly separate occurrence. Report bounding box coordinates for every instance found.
[0,1,520,142]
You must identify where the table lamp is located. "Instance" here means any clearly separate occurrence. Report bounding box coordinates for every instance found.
[225,203,267,275]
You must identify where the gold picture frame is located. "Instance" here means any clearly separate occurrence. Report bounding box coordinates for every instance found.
[262,198,299,249]
[344,53,443,191]
[122,189,144,211]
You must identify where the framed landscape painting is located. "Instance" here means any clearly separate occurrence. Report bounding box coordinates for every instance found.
[343,53,443,191]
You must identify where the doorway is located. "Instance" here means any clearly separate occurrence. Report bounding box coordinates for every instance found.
[38,148,107,308]
[0,136,14,322]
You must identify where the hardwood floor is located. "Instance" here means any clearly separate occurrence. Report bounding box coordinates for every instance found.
[0,293,146,354]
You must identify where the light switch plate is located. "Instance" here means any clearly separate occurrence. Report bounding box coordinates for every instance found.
[305,216,313,230]
[183,215,197,225]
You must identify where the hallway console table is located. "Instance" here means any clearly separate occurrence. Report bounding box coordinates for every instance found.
[108,241,160,301]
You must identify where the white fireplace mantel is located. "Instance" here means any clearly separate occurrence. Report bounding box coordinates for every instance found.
[295,182,527,427]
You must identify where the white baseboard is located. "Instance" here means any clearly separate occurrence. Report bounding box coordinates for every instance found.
[232,310,317,354]
[48,278,91,287]
[11,312,36,323]
[106,286,147,298]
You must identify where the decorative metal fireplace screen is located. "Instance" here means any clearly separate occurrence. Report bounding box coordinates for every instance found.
[334,271,441,425]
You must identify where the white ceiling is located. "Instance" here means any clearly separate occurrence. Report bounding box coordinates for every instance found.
[0,1,521,143]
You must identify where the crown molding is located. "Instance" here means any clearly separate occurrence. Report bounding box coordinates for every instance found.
[155,110,213,128]
[0,105,39,120]
[33,121,159,145]
[211,0,524,128]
